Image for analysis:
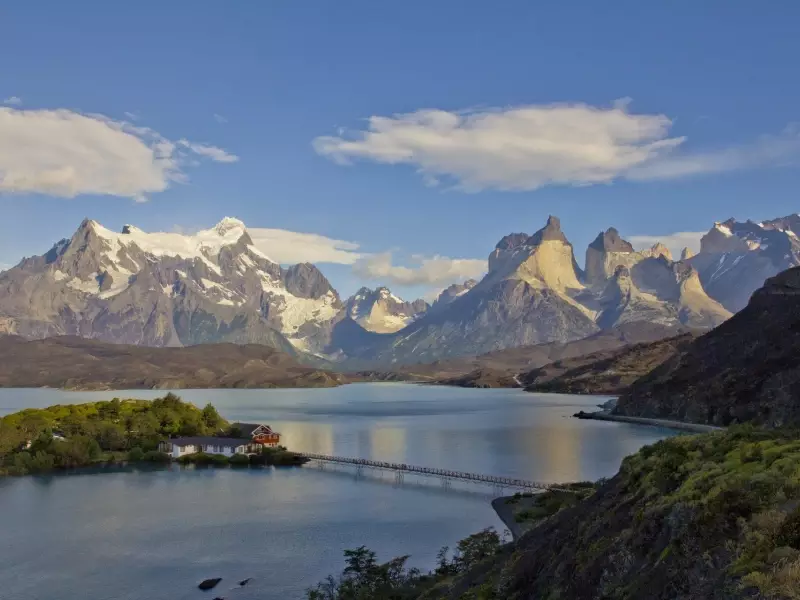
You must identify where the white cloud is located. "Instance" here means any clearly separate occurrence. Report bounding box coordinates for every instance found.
[248,228,362,265]
[3,97,22,106]
[177,139,239,163]
[353,252,486,286]
[213,113,228,124]
[0,107,238,201]
[314,103,800,191]
[628,231,705,259]
[123,111,140,121]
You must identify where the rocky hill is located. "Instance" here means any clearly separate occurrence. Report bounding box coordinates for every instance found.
[0,335,349,390]
[615,266,800,426]
[401,322,690,387]
[519,333,696,395]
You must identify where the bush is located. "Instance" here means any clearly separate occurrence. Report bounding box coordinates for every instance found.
[228,453,250,466]
[211,454,229,466]
[127,447,145,462]
[142,450,171,463]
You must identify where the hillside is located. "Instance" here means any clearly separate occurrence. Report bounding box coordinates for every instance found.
[403,322,690,387]
[615,266,800,427]
[312,427,800,599]
[0,335,349,390]
[518,333,696,395]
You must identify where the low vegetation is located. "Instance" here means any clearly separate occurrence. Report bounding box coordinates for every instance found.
[308,426,800,599]
[306,528,505,600]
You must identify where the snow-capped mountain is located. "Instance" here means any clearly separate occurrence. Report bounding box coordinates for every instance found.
[0,217,341,353]
[688,215,800,312]
[343,287,428,333]
[337,217,730,365]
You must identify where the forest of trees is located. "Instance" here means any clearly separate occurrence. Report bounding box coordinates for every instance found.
[0,393,226,475]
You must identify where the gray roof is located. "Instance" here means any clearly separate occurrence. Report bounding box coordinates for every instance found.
[168,436,250,447]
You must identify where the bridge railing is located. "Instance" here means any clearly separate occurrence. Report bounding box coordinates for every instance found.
[298,452,570,492]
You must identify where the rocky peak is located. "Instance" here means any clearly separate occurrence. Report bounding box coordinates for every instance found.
[763,214,800,235]
[494,233,530,251]
[648,242,673,261]
[433,279,478,309]
[585,228,641,285]
[282,263,338,300]
[527,215,569,246]
[589,228,634,253]
[680,247,695,261]
[344,286,427,333]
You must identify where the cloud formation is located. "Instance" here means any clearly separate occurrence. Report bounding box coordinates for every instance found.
[213,113,228,124]
[628,231,705,259]
[3,97,22,106]
[314,103,800,191]
[0,107,238,202]
[353,252,486,286]
[248,228,362,265]
[177,139,239,163]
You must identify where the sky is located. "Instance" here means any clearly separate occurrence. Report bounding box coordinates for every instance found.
[1,1,799,300]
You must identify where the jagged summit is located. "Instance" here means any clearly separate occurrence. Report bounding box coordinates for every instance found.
[494,233,529,251]
[343,286,427,333]
[589,228,634,253]
[527,215,569,246]
[213,216,247,236]
[680,247,695,261]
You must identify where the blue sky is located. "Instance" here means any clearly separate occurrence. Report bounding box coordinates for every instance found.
[1,1,799,299]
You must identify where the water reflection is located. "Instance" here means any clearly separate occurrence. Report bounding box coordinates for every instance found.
[0,385,674,600]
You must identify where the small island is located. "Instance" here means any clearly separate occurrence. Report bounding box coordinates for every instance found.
[0,393,306,476]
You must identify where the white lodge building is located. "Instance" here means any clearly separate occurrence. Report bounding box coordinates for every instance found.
[159,423,281,458]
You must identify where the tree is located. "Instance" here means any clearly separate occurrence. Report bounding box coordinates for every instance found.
[201,403,223,431]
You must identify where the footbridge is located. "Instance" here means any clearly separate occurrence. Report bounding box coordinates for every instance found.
[298,452,571,492]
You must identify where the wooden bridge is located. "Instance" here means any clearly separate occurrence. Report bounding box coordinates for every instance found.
[298,452,570,492]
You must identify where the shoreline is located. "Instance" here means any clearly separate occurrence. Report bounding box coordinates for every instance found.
[491,496,524,541]
[573,410,723,433]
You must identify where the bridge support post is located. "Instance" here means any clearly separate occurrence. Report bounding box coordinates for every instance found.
[441,478,451,490]
[395,472,404,485]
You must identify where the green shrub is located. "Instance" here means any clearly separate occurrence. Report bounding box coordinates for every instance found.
[127,447,145,462]
[211,454,229,466]
[228,453,250,466]
[142,450,171,463]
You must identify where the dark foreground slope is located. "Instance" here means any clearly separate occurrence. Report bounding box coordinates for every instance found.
[519,333,696,395]
[615,267,800,426]
[0,335,348,389]
[313,427,800,600]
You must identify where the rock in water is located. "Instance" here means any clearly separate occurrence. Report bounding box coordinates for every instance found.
[238,578,252,586]
[198,577,222,590]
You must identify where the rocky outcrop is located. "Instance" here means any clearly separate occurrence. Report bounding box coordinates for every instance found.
[615,266,800,426]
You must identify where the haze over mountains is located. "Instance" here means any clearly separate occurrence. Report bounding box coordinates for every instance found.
[0,212,797,368]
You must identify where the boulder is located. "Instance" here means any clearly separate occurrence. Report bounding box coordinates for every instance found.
[198,577,222,590]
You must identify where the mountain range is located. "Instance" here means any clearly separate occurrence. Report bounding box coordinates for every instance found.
[0,213,797,367]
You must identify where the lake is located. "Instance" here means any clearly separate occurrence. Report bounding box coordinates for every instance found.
[0,384,675,600]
